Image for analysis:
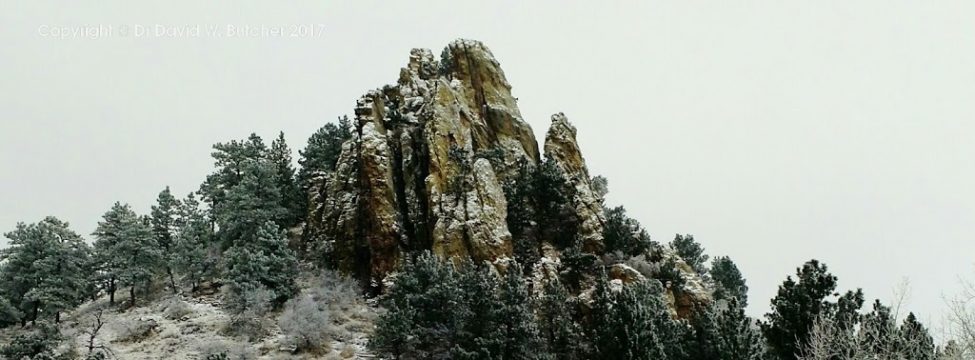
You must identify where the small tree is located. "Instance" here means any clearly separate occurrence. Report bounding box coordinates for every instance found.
[223,221,298,307]
[763,260,838,360]
[150,186,181,293]
[670,234,709,275]
[93,202,162,308]
[711,256,749,307]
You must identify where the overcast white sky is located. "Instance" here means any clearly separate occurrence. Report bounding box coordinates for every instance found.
[2,1,974,328]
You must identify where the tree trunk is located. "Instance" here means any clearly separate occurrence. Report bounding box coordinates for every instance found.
[55,311,60,324]
[130,286,136,308]
[167,267,178,295]
[31,302,38,325]
[109,277,116,305]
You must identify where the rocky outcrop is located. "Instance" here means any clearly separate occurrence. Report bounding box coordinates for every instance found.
[306,40,712,320]
[308,40,537,287]
[544,113,607,253]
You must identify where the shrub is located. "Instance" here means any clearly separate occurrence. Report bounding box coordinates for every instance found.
[223,284,273,341]
[161,297,194,320]
[198,340,257,360]
[113,318,159,343]
[279,294,331,353]
[0,321,64,360]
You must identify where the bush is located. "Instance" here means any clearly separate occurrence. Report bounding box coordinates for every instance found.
[198,340,257,360]
[279,294,331,353]
[0,321,64,360]
[161,297,194,320]
[113,318,159,343]
[223,284,272,341]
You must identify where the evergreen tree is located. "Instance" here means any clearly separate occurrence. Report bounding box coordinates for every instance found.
[495,264,544,360]
[670,234,709,275]
[223,221,298,307]
[92,202,162,307]
[297,115,353,192]
[0,217,91,324]
[590,275,689,360]
[150,186,181,293]
[269,131,304,227]
[535,158,578,249]
[762,260,838,360]
[214,159,289,248]
[537,278,585,359]
[714,298,765,360]
[602,205,653,256]
[711,256,749,307]
[504,159,540,271]
[199,133,268,216]
[171,193,216,292]
[899,312,935,360]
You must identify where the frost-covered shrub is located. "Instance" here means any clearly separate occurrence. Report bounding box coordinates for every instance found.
[279,294,331,353]
[113,318,159,343]
[161,297,194,320]
[311,270,361,316]
[223,284,272,340]
[0,321,63,359]
[198,340,257,360]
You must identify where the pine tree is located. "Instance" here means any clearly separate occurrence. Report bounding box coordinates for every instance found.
[92,202,162,307]
[223,221,298,307]
[504,159,540,271]
[603,205,653,256]
[711,256,749,307]
[714,298,765,360]
[214,159,289,248]
[200,133,269,210]
[495,263,544,360]
[899,313,935,359]
[670,234,709,275]
[171,193,215,292]
[537,278,585,359]
[590,275,688,360]
[150,186,181,293]
[535,158,578,249]
[762,260,838,360]
[269,131,304,227]
[0,217,91,324]
[297,115,353,192]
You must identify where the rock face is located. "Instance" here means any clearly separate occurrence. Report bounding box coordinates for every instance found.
[306,39,710,319]
[308,40,542,287]
[544,113,607,253]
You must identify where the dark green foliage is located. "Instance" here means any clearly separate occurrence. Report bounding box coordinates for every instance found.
[589,274,689,360]
[670,234,708,275]
[711,256,749,307]
[1,217,92,324]
[602,205,653,256]
[535,159,578,249]
[269,131,304,227]
[558,241,597,293]
[200,133,268,211]
[900,313,935,360]
[171,193,217,292]
[860,299,896,354]
[714,298,766,360]
[297,115,353,191]
[537,278,586,359]
[93,203,162,307]
[224,221,299,307]
[504,159,540,271]
[150,186,181,293]
[214,159,289,248]
[0,321,64,359]
[371,254,543,360]
[833,289,865,330]
[762,260,838,360]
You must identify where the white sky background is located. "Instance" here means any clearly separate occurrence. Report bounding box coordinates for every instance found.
[2,1,974,329]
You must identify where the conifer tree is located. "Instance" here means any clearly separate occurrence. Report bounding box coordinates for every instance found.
[214,159,289,248]
[504,159,540,271]
[199,133,268,213]
[603,205,653,256]
[537,278,585,359]
[535,158,578,249]
[711,256,749,307]
[1,217,91,324]
[171,193,215,292]
[223,221,298,307]
[269,131,304,227]
[92,202,162,307]
[495,263,544,360]
[714,298,765,360]
[670,234,709,275]
[762,260,838,360]
[297,115,353,192]
[900,313,935,360]
[150,186,181,293]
